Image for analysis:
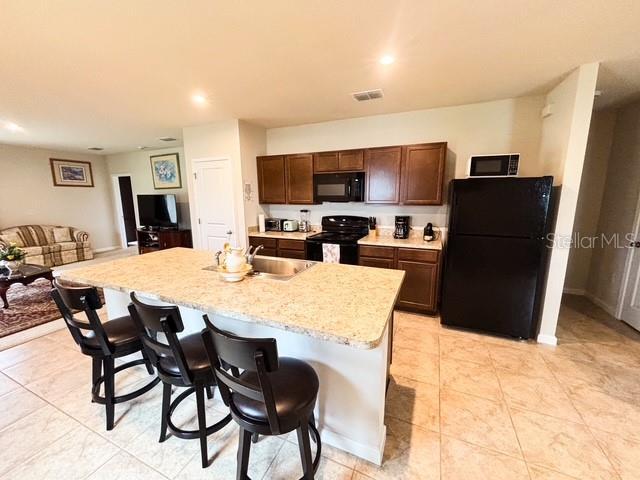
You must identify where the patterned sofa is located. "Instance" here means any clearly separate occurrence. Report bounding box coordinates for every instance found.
[0,225,93,267]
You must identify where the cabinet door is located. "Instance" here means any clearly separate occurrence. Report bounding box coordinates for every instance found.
[396,260,439,312]
[257,156,286,204]
[314,152,339,173]
[359,256,395,269]
[338,150,364,171]
[401,143,446,205]
[286,154,314,204]
[365,147,402,203]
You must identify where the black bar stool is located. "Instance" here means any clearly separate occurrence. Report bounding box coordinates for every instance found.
[128,292,232,468]
[51,279,160,431]
[201,315,322,480]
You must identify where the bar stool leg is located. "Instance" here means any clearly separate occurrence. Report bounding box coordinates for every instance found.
[205,385,214,399]
[159,382,171,442]
[103,357,115,430]
[297,420,314,479]
[91,357,102,401]
[237,427,252,480]
[195,385,208,468]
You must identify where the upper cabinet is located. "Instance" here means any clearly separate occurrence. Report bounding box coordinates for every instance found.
[400,142,447,205]
[313,149,364,173]
[285,154,314,204]
[365,147,402,203]
[257,155,286,204]
[257,142,446,205]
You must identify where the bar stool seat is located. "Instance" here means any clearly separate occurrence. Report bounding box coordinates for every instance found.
[233,357,319,432]
[83,316,141,351]
[158,334,213,382]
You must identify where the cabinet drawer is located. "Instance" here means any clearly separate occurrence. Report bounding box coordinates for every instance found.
[278,239,305,251]
[249,237,277,249]
[278,249,306,260]
[397,248,439,263]
[359,245,395,259]
[258,248,277,257]
[359,256,395,269]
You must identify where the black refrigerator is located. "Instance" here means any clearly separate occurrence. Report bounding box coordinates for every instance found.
[441,177,554,339]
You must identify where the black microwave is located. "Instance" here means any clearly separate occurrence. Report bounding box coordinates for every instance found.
[314,172,364,203]
[467,153,519,177]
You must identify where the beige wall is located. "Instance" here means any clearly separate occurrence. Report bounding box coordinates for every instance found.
[564,111,616,293]
[587,100,640,313]
[537,63,599,344]
[265,95,545,228]
[0,143,119,250]
[238,121,267,229]
[106,147,190,229]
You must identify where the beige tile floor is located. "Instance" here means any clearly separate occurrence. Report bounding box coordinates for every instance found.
[0,294,639,479]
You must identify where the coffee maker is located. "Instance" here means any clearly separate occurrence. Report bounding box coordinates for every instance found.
[394,216,410,239]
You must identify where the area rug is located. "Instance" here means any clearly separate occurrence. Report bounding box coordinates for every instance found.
[0,279,103,338]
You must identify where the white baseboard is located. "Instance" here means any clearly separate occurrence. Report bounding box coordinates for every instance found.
[563,287,586,295]
[93,246,121,253]
[536,333,558,346]
[584,291,619,318]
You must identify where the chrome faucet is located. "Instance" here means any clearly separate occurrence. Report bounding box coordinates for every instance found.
[246,245,263,265]
[214,250,223,266]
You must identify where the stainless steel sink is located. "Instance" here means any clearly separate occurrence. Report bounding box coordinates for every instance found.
[249,256,316,280]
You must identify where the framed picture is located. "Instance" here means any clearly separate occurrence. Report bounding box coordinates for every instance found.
[150,153,182,189]
[49,158,94,187]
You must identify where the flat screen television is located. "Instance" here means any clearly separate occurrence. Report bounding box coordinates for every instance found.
[137,194,178,229]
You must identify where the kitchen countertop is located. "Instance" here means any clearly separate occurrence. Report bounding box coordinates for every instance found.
[58,248,404,349]
[358,233,443,251]
[248,230,319,241]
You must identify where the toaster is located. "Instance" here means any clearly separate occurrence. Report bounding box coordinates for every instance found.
[283,220,299,232]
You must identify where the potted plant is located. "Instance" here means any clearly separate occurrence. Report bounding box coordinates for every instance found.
[0,242,27,271]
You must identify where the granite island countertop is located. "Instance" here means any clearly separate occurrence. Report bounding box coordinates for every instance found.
[59,248,404,349]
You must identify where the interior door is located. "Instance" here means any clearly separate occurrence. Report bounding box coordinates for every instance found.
[622,234,640,332]
[193,159,237,252]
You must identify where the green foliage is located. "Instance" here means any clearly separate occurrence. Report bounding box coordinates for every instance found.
[0,242,26,261]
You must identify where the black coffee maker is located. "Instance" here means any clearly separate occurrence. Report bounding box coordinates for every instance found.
[394,216,410,239]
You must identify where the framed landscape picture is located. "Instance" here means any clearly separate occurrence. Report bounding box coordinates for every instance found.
[150,153,182,189]
[49,158,94,187]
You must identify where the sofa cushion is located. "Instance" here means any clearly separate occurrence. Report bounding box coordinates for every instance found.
[14,226,52,246]
[0,232,25,247]
[22,246,46,256]
[53,227,72,243]
[57,242,83,252]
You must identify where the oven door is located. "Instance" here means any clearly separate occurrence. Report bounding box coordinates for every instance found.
[305,240,359,265]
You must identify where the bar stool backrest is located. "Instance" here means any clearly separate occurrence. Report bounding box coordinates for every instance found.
[201,315,283,433]
[51,278,113,355]
[128,292,193,382]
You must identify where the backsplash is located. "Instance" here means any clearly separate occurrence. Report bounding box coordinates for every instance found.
[264,203,448,229]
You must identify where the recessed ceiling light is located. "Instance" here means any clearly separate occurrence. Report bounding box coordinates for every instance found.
[4,121,24,132]
[379,54,395,65]
[87,147,104,151]
[191,93,208,106]
[137,146,148,150]
[158,137,178,142]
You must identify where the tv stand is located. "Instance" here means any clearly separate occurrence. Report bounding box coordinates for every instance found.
[136,229,192,255]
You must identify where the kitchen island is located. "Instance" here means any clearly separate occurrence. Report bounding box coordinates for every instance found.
[59,248,404,465]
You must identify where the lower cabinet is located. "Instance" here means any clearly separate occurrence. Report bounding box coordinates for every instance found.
[248,237,306,259]
[359,245,440,314]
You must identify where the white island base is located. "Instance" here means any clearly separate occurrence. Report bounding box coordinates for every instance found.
[104,288,389,466]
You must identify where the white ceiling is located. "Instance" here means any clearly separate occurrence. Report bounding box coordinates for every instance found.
[1,0,639,154]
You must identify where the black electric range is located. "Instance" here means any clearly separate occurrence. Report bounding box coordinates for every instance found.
[305,215,369,264]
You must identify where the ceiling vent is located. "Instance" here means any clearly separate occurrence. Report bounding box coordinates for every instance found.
[352,89,384,102]
[159,137,178,142]
[87,147,104,151]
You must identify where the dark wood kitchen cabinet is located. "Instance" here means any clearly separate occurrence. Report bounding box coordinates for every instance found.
[285,154,314,204]
[314,149,364,173]
[257,155,286,204]
[365,146,402,203]
[358,245,441,314]
[400,142,447,205]
[248,237,306,259]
